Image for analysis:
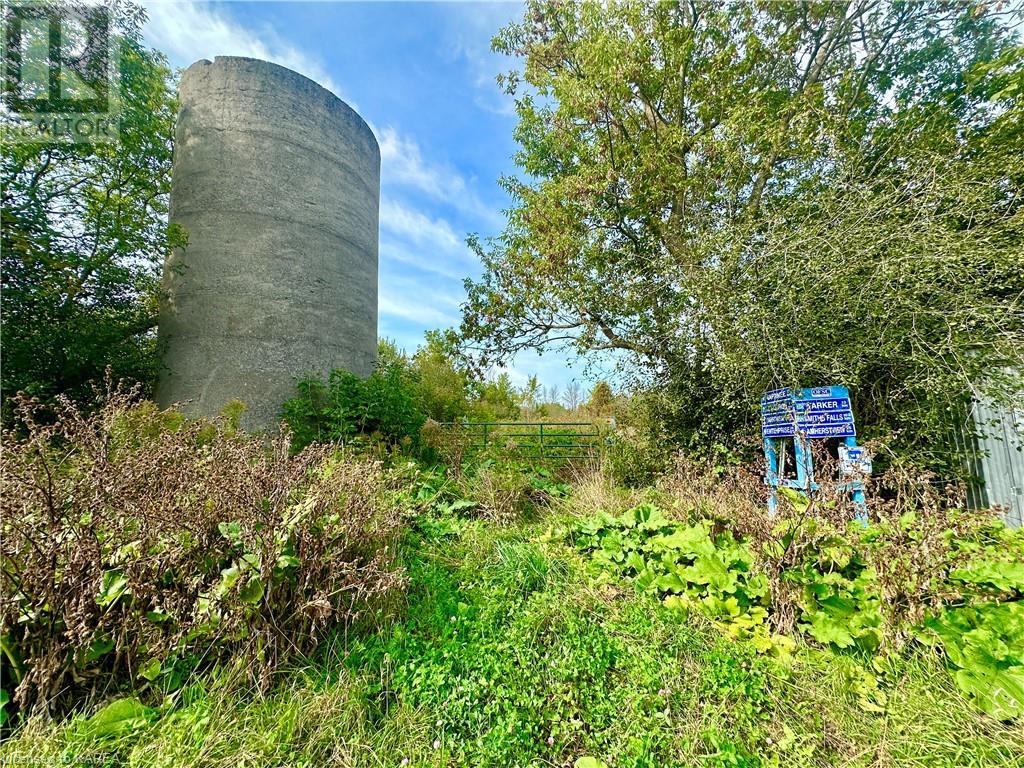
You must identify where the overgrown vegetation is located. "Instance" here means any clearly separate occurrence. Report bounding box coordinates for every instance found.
[3,422,1022,765]
[3,2,1023,766]
[568,497,1024,718]
[1,386,404,718]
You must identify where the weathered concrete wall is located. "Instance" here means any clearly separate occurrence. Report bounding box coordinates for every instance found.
[157,56,379,430]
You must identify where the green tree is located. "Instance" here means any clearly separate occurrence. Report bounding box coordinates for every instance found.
[519,374,542,418]
[473,372,520,420]
[411,329,474,422]
[588,380,613,415]
[1,2,181,410]
[462,1,1024,468]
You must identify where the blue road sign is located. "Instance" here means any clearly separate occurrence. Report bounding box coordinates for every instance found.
[800,422,856,438]
[760,386,856,438]
[762,384,867,522]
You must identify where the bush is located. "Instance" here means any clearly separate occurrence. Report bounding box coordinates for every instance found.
[443,458,574,524]
[461,463,534,523]
[0,387,405,717]
[605,394,676,487]
[419,419,472,475]
[282,362,426,452]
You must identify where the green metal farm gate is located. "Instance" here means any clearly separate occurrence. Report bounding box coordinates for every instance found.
[442,421,603,462]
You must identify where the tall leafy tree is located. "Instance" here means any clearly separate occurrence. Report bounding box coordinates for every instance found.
[462,0,1024,467]
[1,2,180,409]
[588,380,613,415]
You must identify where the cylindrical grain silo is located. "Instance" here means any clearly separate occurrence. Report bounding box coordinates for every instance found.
[157,56,379,430]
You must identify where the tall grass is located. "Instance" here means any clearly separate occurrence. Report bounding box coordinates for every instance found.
[3,451,1022,767]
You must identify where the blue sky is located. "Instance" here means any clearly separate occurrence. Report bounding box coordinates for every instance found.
[142,0,610,395]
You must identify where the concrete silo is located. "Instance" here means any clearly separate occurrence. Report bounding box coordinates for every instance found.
[157,56,379,430]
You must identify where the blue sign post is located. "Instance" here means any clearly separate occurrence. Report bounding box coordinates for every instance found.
[761,385,869,521]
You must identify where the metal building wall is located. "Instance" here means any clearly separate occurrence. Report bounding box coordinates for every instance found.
[969,396,1024,528]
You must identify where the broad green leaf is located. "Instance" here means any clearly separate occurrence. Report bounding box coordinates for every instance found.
[954,665,1024,720]
[678,554,736,593]
[81,698,155,739]
[778,487,810,514]
[802,615,856,648]
[624,551,646,573]
[215,566,241,598]
[651,525,714,556]
[137,657,162,682]
[655,573,687,594]
[82,634,114,663]
[950,561,1024,592]
[218,521,243,545]
[238,577,264,604]
[97,570,129,607]
[634,568,658,593]
[276,554,301,570]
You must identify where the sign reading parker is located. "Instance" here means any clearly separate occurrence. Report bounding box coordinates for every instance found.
[761,385,869,520]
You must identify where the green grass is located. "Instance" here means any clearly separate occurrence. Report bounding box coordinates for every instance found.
[3,507,1023,768]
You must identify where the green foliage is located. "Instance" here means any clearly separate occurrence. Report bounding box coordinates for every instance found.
[1,2,181,411]
[462,1,1024,471]
[282,344,427,451]
[347,517,783,768]
[3,494,1024,766]
[604,390,681,485]
[784,542,883,653]
[587,381,613,415]
[73,698,156,742]
[1,390,404,716]
[284,335,530,452]
[571,501,1024,720]
[411,330,475,422]
[443,459,568,523]
[573,504,791,655]
[471,372,520,420]
[923,602,1024,720]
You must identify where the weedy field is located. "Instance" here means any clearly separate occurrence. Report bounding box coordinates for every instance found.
[2,396,1023,768]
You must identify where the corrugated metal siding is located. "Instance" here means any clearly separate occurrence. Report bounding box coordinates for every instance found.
[970,397,1024,528]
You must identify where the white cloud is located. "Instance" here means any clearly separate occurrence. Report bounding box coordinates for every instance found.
[376,126,503,228]
[378,271,463,328]
[378,294,458,327]
[379,197,467,254]
[142,1,345,101]
[381,239,478,281]
[378,126,467,200]
[441,2,521,117]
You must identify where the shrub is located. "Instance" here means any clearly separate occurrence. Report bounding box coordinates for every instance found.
[0,387,405,716]
[419,419,472,476]
[409,330,474,422]
[459,462,535,523]
[604,392,676,486]
[282,362,426,452]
